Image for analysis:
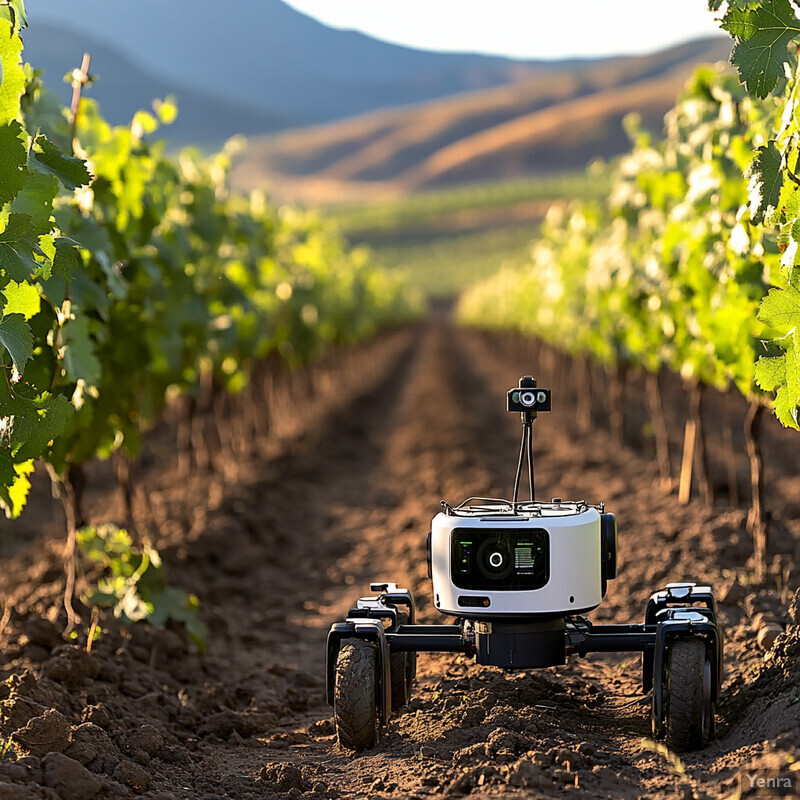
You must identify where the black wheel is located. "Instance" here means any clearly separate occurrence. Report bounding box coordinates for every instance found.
[389,611,416,711]
[665,637,714,752]
[334,640,380,750]
[600,514,617,599]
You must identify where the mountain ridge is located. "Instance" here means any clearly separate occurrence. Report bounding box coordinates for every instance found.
[20,4,732,198]
[230,36,732,201]
[25,0,591,133]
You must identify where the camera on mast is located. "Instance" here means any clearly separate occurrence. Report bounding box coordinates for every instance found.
[507,376,551,418]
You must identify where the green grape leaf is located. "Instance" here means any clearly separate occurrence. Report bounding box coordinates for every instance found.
[9,171,59,226]
[1,279,39,319]
[754,354,785,389]
[773,383,800,428]
[80,586,119,609]
[0,213,48,280]
[0,312,31,371]
[0,448,14,493]
[61,315,101,385]
[13,392,73,460]
[784,183,800,219]
[758,283,800,328]
[709,0,763,12]
[0,1,28,30]
[0,458,33,518]
[30,134,92,190]
[746,142,783,224]
[183,612,209,652]
[0,455,33,519]
[0,18,25,123]
[145,585,207,650]
[53,237,82,280]
[755,326,800,429]
[11,0,27,28]
[785,326,800,396]
[0,120,27,205]
[6,459,34,518]
[722,0,800,98]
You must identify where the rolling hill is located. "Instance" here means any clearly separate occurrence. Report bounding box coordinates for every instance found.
[26,0,589,145]
[231,37,732,202]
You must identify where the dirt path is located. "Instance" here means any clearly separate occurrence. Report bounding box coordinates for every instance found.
[1,320,799,800]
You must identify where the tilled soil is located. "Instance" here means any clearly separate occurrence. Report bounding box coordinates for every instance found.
[1,320,799,800]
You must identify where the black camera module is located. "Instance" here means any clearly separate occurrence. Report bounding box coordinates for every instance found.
[507,387,551,413]
[451,528,549,591]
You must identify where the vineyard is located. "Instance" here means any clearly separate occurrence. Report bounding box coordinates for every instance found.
[0,2,799,800]
[0,8,420,522]
[459,3,800,577]
[326,173,610,239]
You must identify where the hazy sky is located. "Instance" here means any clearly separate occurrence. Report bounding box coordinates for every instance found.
[284,1,725,60]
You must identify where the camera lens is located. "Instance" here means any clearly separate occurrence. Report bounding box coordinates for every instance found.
[476,538,513,581]
[520,391,536,407]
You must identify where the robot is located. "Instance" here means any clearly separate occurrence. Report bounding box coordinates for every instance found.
[326,377,722,752]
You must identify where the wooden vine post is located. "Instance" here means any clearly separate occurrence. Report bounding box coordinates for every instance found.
[679,381,712,506]
[678,417,696,505]
[691,382,713,507]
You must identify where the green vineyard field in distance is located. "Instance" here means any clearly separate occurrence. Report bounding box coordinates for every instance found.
[327,171,611,238]
[330,171,610,298]
[368,226,537,300]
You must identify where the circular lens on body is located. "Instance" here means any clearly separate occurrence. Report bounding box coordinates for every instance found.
[476,538,514,580]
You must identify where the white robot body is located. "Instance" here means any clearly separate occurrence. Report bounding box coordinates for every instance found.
[430,502,603,617]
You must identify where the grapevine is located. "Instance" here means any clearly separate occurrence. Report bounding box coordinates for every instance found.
[711,0,800,432]
[458,63,784,570]
[0,6,422,532]
[0,4,90,518]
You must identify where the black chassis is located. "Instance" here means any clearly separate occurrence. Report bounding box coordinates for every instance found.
[326,581,723,734]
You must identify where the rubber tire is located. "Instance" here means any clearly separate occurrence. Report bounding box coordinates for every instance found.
[389,612,416,711]
[334,640,380,751]
[665,637,713,752]
[601,513,618,579]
